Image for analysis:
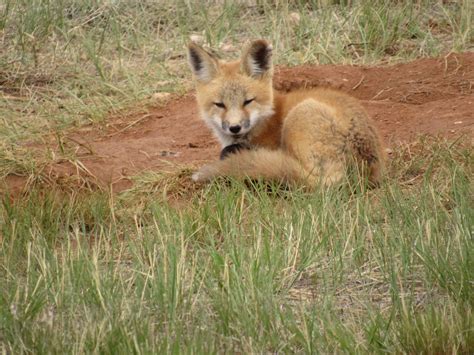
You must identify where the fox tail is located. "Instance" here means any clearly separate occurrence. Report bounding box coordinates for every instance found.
[192,148,317,186]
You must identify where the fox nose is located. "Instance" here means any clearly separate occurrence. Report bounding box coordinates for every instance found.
[229,125,241,134]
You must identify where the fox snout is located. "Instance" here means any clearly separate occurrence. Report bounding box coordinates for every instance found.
[221,118,251,136]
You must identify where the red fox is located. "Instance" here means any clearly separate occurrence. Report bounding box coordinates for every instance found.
[187,39,384,188]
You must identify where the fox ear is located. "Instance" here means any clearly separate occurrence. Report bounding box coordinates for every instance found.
[241,40,273,79]
[187,42,219,83]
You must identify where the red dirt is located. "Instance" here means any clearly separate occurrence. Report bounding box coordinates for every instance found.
[7,53,474,192]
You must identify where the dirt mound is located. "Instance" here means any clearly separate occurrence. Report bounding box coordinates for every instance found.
[275,52,473,143]
[9,53,474,192]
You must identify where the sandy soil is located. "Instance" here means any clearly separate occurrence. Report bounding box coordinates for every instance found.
[7,52,474,192]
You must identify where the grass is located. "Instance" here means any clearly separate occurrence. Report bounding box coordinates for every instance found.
[0,1,472,151]
[1,138,473,353]
[0,0,473,353]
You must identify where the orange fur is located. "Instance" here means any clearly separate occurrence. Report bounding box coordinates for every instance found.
[187,40,384,188]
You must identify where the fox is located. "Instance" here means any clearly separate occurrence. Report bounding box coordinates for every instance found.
[187,39,384,188]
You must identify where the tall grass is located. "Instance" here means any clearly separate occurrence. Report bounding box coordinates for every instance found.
[1,0,472,180]
[0,1,473,352]
[1,139,472,352]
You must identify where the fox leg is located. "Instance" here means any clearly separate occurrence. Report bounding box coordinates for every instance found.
[348,123,385,187]
[220,142,252,160]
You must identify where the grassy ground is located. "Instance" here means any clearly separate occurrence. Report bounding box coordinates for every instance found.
[1,0,473,353]
[1,138,473,353]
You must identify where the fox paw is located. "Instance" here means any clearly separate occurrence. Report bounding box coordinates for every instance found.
[220,142,251,160]
[191,164,217,182]
[191,171,205,182]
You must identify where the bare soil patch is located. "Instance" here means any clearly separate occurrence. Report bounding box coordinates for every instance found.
[7,53,474,192]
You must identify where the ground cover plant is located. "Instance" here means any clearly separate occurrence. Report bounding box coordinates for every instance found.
[1,0,473,353]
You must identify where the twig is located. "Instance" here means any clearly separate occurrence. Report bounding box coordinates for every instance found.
[108,113,153,137]
[352,75,365,90]
[371,87,393,100]
[65,136,95,155]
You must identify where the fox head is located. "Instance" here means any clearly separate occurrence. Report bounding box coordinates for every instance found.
[187,40,274,146]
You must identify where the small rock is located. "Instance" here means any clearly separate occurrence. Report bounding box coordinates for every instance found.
[160,151,177,157]
[155,80,171,87]
[454,121,463,125]
[10,304,18,318]
[190,34,204,44]
[152,92,171,101]
[385,148,393,154]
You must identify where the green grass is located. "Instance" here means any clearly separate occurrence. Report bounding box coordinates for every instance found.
[0,1,472,161]
[1,139,473,353]
[1,0,473,352]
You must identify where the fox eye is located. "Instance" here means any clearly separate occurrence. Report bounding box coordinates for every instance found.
[243,98,255,106]
[214,102,226,109]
